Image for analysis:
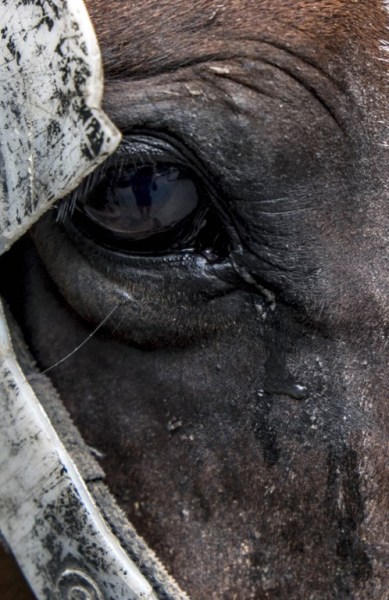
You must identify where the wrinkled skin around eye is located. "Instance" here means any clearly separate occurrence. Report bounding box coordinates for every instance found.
[2,1,389,599]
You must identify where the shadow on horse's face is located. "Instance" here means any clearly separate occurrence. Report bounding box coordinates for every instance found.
[2,1,389,597]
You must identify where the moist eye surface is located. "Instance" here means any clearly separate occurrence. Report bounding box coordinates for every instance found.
[69,160,214,255]
[58,132,233,260]
[87,163,199,237]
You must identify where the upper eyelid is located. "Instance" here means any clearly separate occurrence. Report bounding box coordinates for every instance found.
[55,135,179,223]
[120,133,189,159]
[56,130,229,231]
[55,134,204,224]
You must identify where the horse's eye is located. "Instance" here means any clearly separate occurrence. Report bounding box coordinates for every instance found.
[69,162,211,254]
[59,134,230,258]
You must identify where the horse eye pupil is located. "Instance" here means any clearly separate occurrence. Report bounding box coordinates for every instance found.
[73,163,203,253]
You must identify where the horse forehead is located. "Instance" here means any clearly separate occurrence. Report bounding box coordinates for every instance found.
[85,0,388,77]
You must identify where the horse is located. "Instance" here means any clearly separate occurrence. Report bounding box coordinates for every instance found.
[0,0,388,598]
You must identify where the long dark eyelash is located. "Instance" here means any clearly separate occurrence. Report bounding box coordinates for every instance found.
[56,166,105,224]
[56,140,161,224]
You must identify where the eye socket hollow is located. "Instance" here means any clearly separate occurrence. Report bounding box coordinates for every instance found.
[69,162,210,255]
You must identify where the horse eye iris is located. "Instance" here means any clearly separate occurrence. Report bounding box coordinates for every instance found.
[72,163,204,254]
[84,164,198,238]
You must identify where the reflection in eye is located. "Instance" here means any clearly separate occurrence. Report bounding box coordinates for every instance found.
[68,162,213,255]
[83,164,198,241]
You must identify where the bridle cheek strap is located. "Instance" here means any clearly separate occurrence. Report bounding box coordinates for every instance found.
[0,1,159,598]
[0,301,157,600]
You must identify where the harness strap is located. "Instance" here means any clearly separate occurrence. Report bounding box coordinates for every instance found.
[0,1,188,598]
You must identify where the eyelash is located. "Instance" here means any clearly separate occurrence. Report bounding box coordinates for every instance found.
[56,146,155,224]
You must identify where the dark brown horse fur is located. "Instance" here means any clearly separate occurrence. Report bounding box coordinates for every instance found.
[1,1,389,598]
